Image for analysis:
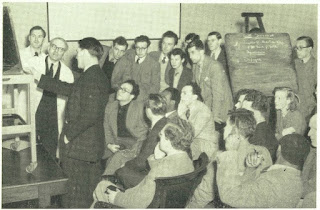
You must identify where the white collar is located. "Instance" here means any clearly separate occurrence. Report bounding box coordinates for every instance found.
[135,55,146,64]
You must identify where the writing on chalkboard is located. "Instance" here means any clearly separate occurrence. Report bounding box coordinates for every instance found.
[225,33,298,96]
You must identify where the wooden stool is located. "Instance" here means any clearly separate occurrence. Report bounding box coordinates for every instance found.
[241,12,266,33]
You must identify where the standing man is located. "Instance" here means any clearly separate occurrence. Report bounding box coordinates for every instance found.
[19,26,46,68]
[294,36,317,122]
[99,36,128,87]
[25,37,109,208]
[187,39,233,125]
[167,48,193,92]
[112,35,160,100]
[149,31,178,92]
[24,37,74,160]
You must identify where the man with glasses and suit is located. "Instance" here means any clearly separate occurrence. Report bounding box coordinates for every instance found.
[294,36,317,122]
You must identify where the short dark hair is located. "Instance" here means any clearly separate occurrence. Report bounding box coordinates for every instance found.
[163,87,181,109]
[186,82,203,102]
[122,80,139,100]
[228,108,256,139]
[78,37,104,60]
[185,33,200,42]
[113,36,128,49]
[273,87,299,112]
[244,90,269,115]
[134,35,151,47]
[297,36,314,48]
[249,27,262,33]
[29,26,46,38]
[162,31,178,45]
[208,31,222,40]
[145,94,167,116]
[234,89,253,103]
[169,48,187,66]
[187,39,204,51]
[164,116,194,152]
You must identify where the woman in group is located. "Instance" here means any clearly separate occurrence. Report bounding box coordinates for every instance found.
[274,87,307,140]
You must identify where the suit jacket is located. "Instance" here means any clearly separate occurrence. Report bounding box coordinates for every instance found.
[103,100,148,158]
[38,64,109,162]
[168,66,193,92]
[98,45,111,68]
[192,55,233,122]
[178,100,218,161]
[115,117,167,188]
[149,51,171,85]
[112,53,160,100]
[114,152,194,208]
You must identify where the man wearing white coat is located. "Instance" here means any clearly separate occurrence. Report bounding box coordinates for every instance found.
[24,37,74,160]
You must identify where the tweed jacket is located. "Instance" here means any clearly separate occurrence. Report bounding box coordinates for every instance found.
[111,53,160,100]
[103,100,148,158]
[38,64,109,162]
[217,151,302,208]
[114,152,194,208]
[192,55,233,122]
[115,117,168,189]
[168,66,193,92]
[98,45,111,68]
[149,51,172,85]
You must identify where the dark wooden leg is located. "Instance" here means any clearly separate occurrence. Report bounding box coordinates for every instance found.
[38,185,51,208]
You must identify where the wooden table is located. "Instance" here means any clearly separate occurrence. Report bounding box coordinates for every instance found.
[2,145,68,207]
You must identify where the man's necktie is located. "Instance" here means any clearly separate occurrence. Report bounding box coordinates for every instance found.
[162,57,166,64]
[186,109,191,119]
[34,52,39,56]
[49,63,54,78]
[136,58,140,64]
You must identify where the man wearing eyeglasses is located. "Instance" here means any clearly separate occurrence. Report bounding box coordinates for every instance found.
[23,37,74,160]
[294,36,317,122]
[112,35,160,100]
[102,80,148,175]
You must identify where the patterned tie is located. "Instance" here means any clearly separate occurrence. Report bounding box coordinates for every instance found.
[162,56,166,64]
[34,52,39,56]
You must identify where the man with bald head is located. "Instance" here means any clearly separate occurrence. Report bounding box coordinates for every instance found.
[24,37,74,159]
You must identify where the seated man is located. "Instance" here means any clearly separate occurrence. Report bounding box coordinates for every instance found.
[242,90,279,163]
[187,108,272,208]
[93,116,194,208]
[102,80,148,175]
[217,133,310,208]
[300,113,317,207]
[111,94,167,189]
[112,35,160,100]
[168,48,193,92]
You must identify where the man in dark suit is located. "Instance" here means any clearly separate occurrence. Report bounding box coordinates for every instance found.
[149,31,178,92]
[168,48,193,92]
[25,37,109,208]
[111,35,160,100]
[100,94,167,189]
[99,36,128,86]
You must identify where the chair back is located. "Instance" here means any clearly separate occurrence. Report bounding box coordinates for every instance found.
[148,152,209,208]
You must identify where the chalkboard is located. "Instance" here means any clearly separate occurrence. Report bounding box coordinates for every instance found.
[3,6,22,72]
[225,33,298,96]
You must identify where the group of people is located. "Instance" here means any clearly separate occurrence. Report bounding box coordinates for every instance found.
[13,25,317,208]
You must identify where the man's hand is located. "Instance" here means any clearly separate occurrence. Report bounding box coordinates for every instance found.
[214,117,223,124]
[154,143,166,160]
[246,150,264,168]
[105,187,120,204]
[107,144,120,153]
[23,66,42,81]
[93,180,110,202]
[64,136,69,144]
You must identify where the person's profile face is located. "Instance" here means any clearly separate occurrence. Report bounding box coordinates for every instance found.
[113,43,127,60]
[207,35,220,52]
[161,37,175,55]
[48,39,67,62]
[135,41,148,58]
[187,46,201,64]
[29,29,45,49]
[296,40,312,60]
[308,115,317,147]
[76,46,85,69]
